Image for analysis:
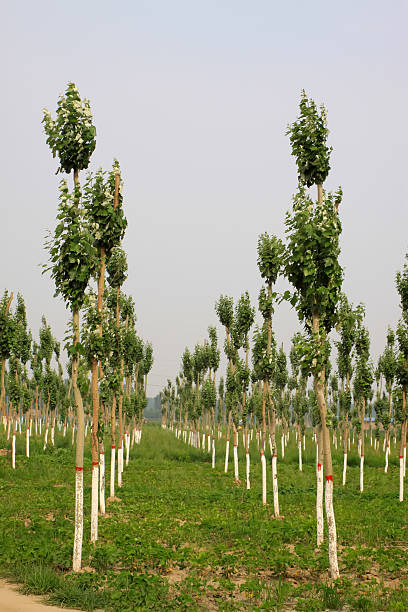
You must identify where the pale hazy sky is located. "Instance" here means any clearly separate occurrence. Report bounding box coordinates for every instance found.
[2,1,407,395]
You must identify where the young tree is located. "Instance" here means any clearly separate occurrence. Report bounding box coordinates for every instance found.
[379,329,397,472]
[215,295,235,473]
[233,293,255,487]
[256,233,284,515]
[336,295,363,485]
[83,163,127,541]
[395,254,408,499]
[353,323,374,492]
[0,291,14,416]
[43,82,97,572]
[285,91,343,578]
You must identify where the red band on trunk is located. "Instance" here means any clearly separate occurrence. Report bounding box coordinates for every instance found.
[111,445,116,449]
[326,475,333,481]
[400,456,404,459]
[75,466,83,471]
[92,462,99,466]
[100,451,104,455]
[260,450,264,456]
[317,463,322,471]
[343,451,347,454]
[361,454,364,457]
[273,454,277,457]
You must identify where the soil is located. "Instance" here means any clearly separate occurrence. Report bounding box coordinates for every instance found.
[0,579,83,612]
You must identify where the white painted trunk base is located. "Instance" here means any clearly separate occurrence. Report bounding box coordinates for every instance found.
[212,438,215,469]
[26,428,30,458]
[90,464,99,542]
[224,440,229,473]
[233,445,239,482]
[385,446,389,473]
[360,455,364,492]
[281,435,285,459]
[246,451,250,490]
[316,464,324,547]
[342,452,347,486]
[73,469,84,572]
[400,456,404,502]
[110,446,116,498]
[12,434,16,469]
[99,452,105,514]
[118,447,123,487]
[325,478,339,578]
[261,452,267,505]
[272,455,279,517]
[126,434,130,466]
[298,441,302,471]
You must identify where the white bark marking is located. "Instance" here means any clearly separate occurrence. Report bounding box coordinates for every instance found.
[246,450,250,490]
[233,444,239,482]
[224,439,229,473]
[342,452,347,486]
[316,464,323,547]
[298,441,302,471]
[272,455,279,517]
[99,452,105,514]
[90,464,99,542]
[325,478,339,578]
[73,469,83,572]
[261,452,267,504]
[12,434,16,469]
[400,456,404,502]
[110,446,116,498]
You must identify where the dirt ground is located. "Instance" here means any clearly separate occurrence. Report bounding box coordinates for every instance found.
[0,580,82,612]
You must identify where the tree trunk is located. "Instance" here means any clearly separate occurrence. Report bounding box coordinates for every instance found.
[313,305,339,578]
[72,308,85,573]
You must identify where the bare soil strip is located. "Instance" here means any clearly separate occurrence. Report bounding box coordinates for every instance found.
[0,579,83,612]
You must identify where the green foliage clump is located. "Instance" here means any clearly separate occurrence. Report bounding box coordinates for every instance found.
[286,89,332,187]
[42,82,96,175]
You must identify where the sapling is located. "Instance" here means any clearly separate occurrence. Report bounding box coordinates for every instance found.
[379,329,396,472]
[395,254,408,498]
[233,293,255,486]
[0,291,14,417]
[353,322,374,492]
[256,233,284,514]
[285,91,343,578]
[215,295,235,473]
[43,82,97,572]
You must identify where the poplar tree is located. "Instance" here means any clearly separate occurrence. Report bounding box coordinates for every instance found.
[353,323,374,492]
[43,82,97,572]
[395,254,408,499]
[336,295,363,485]
[215,295,235,473]
[285,91,343,578]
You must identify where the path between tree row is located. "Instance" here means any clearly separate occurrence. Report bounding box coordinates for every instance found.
[0,580,84,612]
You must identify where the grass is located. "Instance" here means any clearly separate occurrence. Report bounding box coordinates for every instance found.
[0,424,407,610]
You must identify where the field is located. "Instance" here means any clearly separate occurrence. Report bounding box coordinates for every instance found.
[1,425,407,611]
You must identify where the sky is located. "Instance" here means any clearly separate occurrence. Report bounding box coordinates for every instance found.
[1,0,407,395]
